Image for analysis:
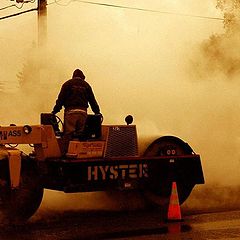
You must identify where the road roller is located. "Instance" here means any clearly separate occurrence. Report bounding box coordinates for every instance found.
[0,113,204,223]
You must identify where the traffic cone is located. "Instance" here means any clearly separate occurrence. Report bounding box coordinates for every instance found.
[168,223,181,234]
[167,181,183,222]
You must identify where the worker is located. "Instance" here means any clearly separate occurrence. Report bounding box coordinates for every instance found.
[52,69,101,138]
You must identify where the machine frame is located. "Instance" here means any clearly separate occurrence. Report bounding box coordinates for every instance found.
[0,113,204,222]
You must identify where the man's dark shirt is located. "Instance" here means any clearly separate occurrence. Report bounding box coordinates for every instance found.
[53,77,100,114]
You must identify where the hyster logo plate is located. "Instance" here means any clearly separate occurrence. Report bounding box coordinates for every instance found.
[88,163,148,181]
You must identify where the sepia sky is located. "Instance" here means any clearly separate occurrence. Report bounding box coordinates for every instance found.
[1,0,240,189]
[0,0,223,92]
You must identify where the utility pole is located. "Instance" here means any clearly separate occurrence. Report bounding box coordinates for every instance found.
[38,0,47,47]
[37,0,48,88]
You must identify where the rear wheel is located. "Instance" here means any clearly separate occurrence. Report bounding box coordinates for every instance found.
[143,136,195,208]
[0,156,43,224]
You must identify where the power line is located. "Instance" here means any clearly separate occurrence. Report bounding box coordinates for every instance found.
[50,0,224,21]
[0,4,14,11]
[0,0,224,21]
[0,0,36,11]
[0,7,37,20]
[0,4,24,11]
[0,0,37,21]
[54,0,72,6]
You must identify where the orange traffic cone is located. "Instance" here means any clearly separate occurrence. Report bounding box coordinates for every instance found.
[168,222,181,234]
[167,181,183,222]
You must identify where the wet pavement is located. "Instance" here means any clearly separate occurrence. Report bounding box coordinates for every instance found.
[0,209,240,239]
[1,186,240,239]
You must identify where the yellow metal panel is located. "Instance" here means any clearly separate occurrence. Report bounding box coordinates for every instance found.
[0,125,61,161]
[0,125,43,144]
[8,149,21,189]
[0,146,8,160]
[34,126,61,160]
[68,141,105,159]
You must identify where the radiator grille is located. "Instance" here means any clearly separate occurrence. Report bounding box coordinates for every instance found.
[104,126,138,157]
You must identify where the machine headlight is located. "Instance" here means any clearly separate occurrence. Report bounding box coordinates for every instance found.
[125,115,133,125]
[23,125,32,134]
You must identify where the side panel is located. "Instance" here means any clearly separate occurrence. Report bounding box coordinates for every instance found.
[40,159,148,192]
[0,125,61,160]
[0,125,42,144]
[41,155,204,192]
[146,155,204,185]
[34,126,62,160]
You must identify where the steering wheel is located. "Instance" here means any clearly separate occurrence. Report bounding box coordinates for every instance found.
[52,114,64,133]
[98,113,104,123]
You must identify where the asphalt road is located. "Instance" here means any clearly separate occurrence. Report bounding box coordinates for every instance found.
[1,208,240,239]
[1,187,240,240]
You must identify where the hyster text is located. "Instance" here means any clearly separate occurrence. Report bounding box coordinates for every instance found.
[88,163,148,181]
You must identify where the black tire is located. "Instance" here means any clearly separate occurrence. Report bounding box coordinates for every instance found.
[0,156,44,224]
[142,136,195,208]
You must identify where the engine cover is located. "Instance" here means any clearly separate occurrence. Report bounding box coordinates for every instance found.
[104,125,138,158]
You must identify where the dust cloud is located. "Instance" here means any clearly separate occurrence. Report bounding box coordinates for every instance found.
[1,0,240,214]
[188,0,240,185]
[183,0,240,211]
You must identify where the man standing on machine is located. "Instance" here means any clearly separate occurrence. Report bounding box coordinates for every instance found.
[52,69,101,138]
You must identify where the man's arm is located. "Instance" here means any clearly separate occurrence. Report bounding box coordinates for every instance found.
[87,86,100,114]
[52,84,67,114]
